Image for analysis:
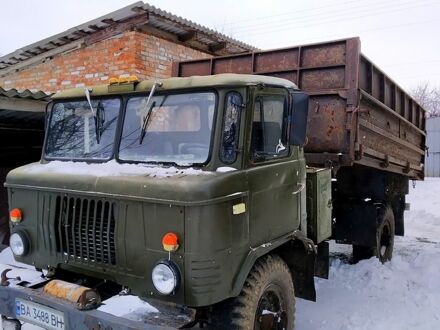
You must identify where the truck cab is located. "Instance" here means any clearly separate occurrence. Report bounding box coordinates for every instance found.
[3,74,324,329]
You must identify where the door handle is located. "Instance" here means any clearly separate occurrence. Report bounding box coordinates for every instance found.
[292,183,305,195]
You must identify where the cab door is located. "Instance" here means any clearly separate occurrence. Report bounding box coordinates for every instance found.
[246,88,301,247]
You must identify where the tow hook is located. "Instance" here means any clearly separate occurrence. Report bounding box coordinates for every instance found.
[1,269,21,287]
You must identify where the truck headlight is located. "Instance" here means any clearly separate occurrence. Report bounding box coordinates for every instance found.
[152,261,180,295]
[10,232,29,256]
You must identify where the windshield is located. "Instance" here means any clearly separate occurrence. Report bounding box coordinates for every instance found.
[119,92,216,165]
[45,98,120,160]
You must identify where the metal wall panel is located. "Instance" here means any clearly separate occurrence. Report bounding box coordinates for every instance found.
[426,117,440,177]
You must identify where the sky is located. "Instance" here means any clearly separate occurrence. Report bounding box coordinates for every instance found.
[0,0,439,91]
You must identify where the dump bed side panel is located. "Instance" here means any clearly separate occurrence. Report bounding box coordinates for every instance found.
[173,38,425,179]
[357,55,425,179]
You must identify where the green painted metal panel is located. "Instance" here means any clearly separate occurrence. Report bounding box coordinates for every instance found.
[306,168,332,244]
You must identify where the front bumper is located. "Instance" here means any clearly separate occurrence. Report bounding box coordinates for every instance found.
[0,283,193,330]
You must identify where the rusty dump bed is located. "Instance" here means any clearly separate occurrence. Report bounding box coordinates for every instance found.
[172,37,426,179]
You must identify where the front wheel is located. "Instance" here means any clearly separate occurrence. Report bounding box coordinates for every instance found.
[211,254,295,329]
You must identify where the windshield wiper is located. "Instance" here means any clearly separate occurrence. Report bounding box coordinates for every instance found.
[139,101,156,144]
[94,101,105,144]
[84,88,95,116]
[138,82,162,144]
[84,88,103,144]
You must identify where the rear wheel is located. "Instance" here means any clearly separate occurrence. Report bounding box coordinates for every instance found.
[353,205,395,263]
[375,206,394,262]
[211,254,295,329]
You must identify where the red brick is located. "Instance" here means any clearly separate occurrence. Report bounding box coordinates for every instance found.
[0,31,211,92]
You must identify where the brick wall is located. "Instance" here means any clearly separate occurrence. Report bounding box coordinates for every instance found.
[0,31,211,93]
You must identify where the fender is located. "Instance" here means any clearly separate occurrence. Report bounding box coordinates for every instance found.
[231,230,317,301]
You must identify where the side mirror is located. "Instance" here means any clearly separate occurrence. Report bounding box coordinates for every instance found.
[289,91,309,146]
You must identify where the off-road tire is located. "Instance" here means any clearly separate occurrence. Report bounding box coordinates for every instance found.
[210,254,295,330]
[353,205,395,263]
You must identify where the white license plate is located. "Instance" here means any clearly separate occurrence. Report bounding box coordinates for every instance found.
[15,299,66,330]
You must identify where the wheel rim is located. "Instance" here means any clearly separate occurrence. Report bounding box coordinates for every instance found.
[255,284,288,330]
[379,221,392,260]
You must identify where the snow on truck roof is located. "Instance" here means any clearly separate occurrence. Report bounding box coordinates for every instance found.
[52,74,298,99]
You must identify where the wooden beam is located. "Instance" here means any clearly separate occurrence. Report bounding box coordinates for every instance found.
[47,41,61,48]
[59,37,72,43]
[22,50,38,56]
[35,46,47,53]
[88,24,103,31]
[178,30,196,42]
[85,13,149,45]
[102,18,116,25]
[137,24,213,55]
[73,30,89,37]
[132,6,148,13]
[138,24,179,42]
[209,41,226,53]
[0,96,48,112]
[0,40,83,77]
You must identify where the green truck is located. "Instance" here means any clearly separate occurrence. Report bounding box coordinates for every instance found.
[1,38,425,329]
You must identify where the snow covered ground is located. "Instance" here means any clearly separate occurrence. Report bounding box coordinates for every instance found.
[297,178,440,330]
[0,178,439,329]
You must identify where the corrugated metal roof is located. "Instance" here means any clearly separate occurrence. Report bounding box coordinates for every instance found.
[0,87,51,101]
[0,1,257,71]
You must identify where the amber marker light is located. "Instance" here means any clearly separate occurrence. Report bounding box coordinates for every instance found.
[128,75,139,83]
[162,232,179,252]
[10,208,23,223]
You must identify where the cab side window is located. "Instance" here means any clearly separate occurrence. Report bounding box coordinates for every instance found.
[251,95,288,160]
[220,92,243,164]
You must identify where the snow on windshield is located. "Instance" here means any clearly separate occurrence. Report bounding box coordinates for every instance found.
[25,160,208,178]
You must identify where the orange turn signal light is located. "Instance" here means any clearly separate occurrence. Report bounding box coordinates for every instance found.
[10,208,23,223]
[162,232,179,252]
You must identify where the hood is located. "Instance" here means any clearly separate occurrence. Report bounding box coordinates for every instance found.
[5,161,245,205]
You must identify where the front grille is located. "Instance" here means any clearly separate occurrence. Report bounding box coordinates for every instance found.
[54,196,117,265]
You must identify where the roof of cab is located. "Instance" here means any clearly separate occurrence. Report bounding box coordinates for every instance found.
[52,74,298,99]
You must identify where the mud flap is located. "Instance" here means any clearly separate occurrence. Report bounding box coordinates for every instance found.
[314,241,329,279]
[290,241,316,301]
[278,234,317,302]
[334,202,378,246]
